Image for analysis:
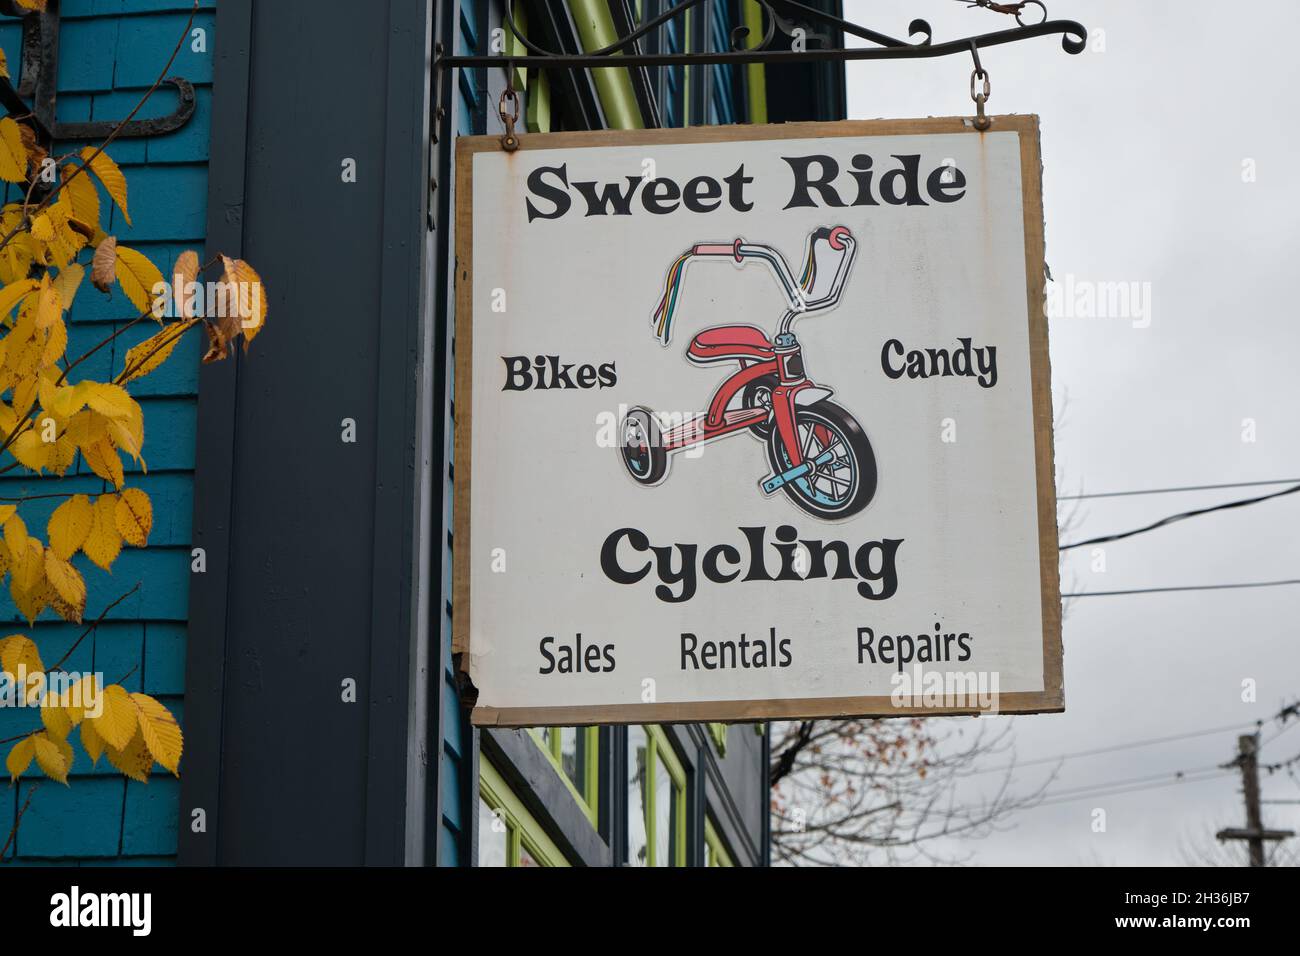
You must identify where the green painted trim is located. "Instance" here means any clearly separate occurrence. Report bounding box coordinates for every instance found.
[526,726,600,825]
[507,1,529,91]
[705,817,735,867]
[480,759,571,867]
[569,0,645,129]
[709,722,728,756]
[743,1,768,124]
[526,69,552,132]
[683,10,692,126]
[584,725,600,816]
[646,725,688,866]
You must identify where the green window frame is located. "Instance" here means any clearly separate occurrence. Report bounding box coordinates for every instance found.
[628,725,688,867]
[478,758,570,867]
[704,816,735,867]
[527,726,600,826]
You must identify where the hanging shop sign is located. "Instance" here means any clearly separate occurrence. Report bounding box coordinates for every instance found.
[454,117,1062,726]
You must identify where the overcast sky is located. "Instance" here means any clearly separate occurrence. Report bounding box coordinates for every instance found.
[841,0,1300,865]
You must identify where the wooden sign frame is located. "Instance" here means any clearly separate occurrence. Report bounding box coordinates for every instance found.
[453,116,1062,726]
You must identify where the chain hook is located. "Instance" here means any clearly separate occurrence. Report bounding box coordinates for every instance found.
[968,41,991,131]
[965,1,1048,27]
[499,64,520,152]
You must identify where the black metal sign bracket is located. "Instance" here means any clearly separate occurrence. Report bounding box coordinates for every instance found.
[0,0,196,148]
[434,0,1086,73]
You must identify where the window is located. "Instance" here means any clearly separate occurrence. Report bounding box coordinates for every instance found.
[705,817,735,867]
[528,726,599,824]
[478,758,570,867]
[628,725,687,866]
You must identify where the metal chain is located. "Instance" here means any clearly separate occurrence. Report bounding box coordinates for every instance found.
[499,64,520,152]
[968,42,991,130]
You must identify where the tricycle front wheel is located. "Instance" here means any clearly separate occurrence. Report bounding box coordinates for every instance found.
[766,401,876,520]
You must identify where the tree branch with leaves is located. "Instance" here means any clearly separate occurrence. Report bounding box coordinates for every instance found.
[0,0,266,855]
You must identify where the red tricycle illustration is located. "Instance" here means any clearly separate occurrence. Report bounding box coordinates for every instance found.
[619,225,878,521]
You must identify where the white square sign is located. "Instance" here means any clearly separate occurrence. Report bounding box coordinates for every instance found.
[454,117,1061,725]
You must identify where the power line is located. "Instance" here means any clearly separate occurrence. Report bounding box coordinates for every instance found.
[1059,478,1300,501]
[1064,579,1300,598]
[1059,481,1300,551]
[992,705,1300,809]
[963,719,1262,776]
[1262,718,1300,747]
[1031,769,1233,810]
[1038,764,1224,802]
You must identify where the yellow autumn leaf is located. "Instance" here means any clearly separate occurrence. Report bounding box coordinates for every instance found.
[15,538,44,593]
[37,372,60,418]
[30,213,54,243]
[43,550,85,622]
[51,263,85,312]
[5,338,39,378]
[0,633,42,679]
[80,718,105,765]
[48,493,94,559]
[131,693,182,775]
[12,374,37,417]
[84,382,137,422]
[3,512,28,564]
[106,728,152,783]
[0,504,14,523]
[0,48,6,82]
[33,732,69,784]
[44,379,86,420]
[10,427,50,473]
[41,694,74,740]
[119,319,196,384]
[47,433,77,476]
[6,737,34,779]
[59,674,98,725]
[0,117,27,184]
[34,273,61,330]
[41,314,67,367]
[108,417,143,465]
[65,407,109,447]
[92,683,137,751]
[221,255,268,348]
[9,575,48,625]
[114,246,165,318]
[47,195,90,266]
[82,492,122,569]
[115,488,152,547]
[0,278,38,318]
[62,164,100,227]
[79,147,130,225]
[13,0,48,12]
[81,437,124,488]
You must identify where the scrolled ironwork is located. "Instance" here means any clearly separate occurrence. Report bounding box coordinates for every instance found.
[437,0,1086,71]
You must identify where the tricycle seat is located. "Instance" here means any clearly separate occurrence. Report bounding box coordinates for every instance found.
[687,325,774,364]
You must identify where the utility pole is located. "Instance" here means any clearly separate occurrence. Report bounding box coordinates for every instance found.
[1216,734,1293,866]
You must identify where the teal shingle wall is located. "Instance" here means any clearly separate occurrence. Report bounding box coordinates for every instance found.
[0,0,213,865]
